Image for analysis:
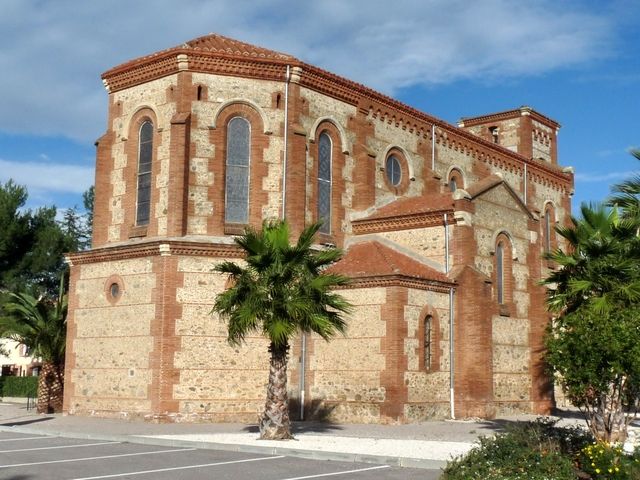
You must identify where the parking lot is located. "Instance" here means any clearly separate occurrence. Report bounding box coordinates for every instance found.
[0,431,437,480]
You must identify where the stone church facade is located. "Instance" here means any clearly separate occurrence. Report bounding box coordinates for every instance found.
[63,34,574,423]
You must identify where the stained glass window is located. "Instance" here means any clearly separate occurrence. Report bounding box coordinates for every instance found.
[386,155,401,186]
[136,121,153,225]
[317,132,332,234]
[225,117,251,224]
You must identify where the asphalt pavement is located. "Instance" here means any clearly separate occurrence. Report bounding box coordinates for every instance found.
[0,401,611,479]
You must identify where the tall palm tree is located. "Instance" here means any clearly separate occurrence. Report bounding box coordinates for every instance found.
[212,220,351,439]
[0,276,67,413]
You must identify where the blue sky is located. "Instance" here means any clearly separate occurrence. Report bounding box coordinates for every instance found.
[1,0,638,215]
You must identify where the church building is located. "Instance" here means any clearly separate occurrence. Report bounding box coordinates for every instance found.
[64,34,574,423]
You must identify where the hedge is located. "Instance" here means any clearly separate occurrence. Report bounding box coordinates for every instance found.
[0,376,38,397]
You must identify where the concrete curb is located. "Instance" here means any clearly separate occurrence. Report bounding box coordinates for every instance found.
[0,423,446,470]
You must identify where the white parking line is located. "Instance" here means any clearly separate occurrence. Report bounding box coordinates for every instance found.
[0,436,48,442]
[0,447,196,468]
[72,455,287,479]
[0,442,119,453]
[279,465,391,480]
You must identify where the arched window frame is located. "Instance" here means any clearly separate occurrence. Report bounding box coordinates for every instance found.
[317,131,333,234]
[543,204,556,254]
[224,116,251,225]
[424,315,433,371]
[135,120,154,226]
[493,232,514,315]
[418,306,440,373]
[382,148,411,195]
[448,168,464,192]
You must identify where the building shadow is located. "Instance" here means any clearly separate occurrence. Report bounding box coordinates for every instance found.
[1,416,52,427]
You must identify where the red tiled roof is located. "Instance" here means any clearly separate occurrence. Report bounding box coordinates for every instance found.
[465,174,503,198]
[329,241,451,284]
[357,193,454,222]
[184,33,294,60]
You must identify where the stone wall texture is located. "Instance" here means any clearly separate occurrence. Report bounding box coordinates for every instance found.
[67,38,573,424]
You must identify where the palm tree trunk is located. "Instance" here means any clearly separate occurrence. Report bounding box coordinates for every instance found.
[37,361,64,414]
[259,342,293,440]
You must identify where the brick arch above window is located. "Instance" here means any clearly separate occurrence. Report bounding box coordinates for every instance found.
[120,104,164,140]
[123,107,161,239]
[308,116,350,154]
[542,201,557,254]
[309,121,347,246]
[208,103,270,236]
[211,98,272,134]
[380,147,411,196]
[416,305,441,372]
[493,231,514,315]
[447,167,465,192]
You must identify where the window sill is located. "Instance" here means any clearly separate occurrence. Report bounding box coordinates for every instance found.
[224,223,247,235]
[129,225,148,238]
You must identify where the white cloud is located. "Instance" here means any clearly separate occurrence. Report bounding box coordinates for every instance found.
[0,159,94,195]
[0,0,620,143]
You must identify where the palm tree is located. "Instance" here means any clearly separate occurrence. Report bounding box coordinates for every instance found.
[212,220,351,439]
[544,203,640,315]
[608,149,640,224]
[0,276,67,413]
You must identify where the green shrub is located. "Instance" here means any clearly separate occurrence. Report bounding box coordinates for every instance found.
[441,419,590,480]
[577,441,640,479]
[0,376,38,397]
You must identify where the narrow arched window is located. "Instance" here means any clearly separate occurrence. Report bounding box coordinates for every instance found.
[385,155,402,186]
[449,177,457,192]
[136,121,153,225]
[496,241,504,304]
[225,117,251,224]
[544,208,552,253]
[424,315,433,371]
[317,132,332,234]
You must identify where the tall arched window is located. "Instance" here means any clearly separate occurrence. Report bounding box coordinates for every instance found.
[544,207,553,253]
[317,131,332,234]
[424,315,433,371]
[448,169,463,192]
[136,121,153,226]
[225,117,251,224]
[496,241,505,304]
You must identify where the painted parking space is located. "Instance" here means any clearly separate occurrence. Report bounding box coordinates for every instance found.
[0,434,436,480]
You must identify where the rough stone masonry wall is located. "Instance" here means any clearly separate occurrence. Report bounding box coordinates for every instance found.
[172,255,273,422]
[308,287,386,423]
[66,258,156,416]
[404,288,452,420]
[187,73,286,235]
[473,186,533,414]
[378,226,447,268]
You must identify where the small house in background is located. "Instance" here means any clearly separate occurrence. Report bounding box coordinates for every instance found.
[0,340,40,377]
[64,34,573,423]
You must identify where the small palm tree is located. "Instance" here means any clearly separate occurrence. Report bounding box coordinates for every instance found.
[0,276,67,413]
[212,220,351,439]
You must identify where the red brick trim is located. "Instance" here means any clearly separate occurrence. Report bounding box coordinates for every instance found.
[67,240,243,265]
[381,148,410,196]
[335,275,455,293]
[416,305,441,373]
[62,265,81,414]
[104,274,125,305]
[352,210,455,234]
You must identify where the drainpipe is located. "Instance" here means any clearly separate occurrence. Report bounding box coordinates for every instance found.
[431,124,436,171]
[523,163,528,205]
[280,65,306,419]
[449,287,455,420]
[444,213,455,419]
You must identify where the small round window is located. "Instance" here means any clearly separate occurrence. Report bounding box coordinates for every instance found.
[104,275,124,304]
[385,155,402,186]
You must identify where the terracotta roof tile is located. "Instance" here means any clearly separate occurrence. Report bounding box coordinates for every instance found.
[329,241,451,284]
[184,33,294,60]
[357,193,454,222]
[465,174,503,198]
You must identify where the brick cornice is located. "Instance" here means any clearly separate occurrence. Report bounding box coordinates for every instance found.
[352,210,454,234]
[101,44,573,193]
[459,107,560,130]
[337,275,455,293]
[66,240,243,265]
